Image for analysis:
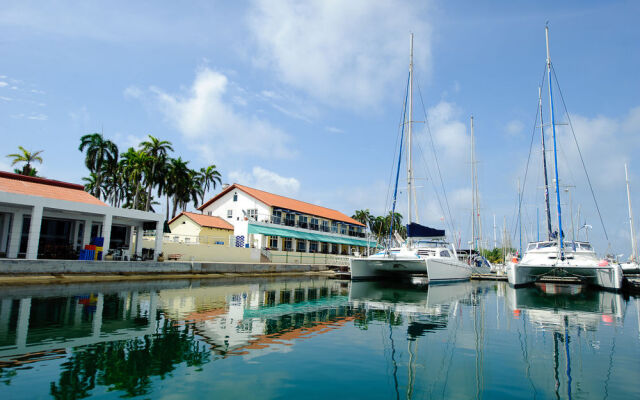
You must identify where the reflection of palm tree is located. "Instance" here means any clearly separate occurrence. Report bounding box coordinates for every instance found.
[7,146,43,176]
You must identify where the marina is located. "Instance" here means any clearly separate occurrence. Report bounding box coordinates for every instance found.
[0,277,638,399]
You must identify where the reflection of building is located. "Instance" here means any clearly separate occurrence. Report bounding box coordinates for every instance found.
[0,290,157,360]
[0,171,164,260]
[198,183,370,255]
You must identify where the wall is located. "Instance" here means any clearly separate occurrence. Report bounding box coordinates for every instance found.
[199,227,233,245]
[168,214,201,236]
[201,189,270,236]
[142,238,260,262]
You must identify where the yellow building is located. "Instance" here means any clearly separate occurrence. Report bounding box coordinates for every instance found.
[168,212,234,246]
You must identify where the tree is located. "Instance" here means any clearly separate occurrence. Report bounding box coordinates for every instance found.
[352,209,372,227]
[140,135,173,212]
[166,157,192,218]
[79,133,118,200]
[198,165,221,204]
[120,148,150,210]
[7,146,43,176]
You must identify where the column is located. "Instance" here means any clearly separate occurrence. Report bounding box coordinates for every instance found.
[16,298,31,350]
[25,205,43,260]
[82,219,92,248]
[154,220,163,260]
[101,214,112,258]
[71,220,80,250]
[305,240,310,253]
[0,214,10,253]
[135,224,144,257]
[128,225,135,251]
[7,211,24,258]
[338,244,343,255]
[277,236,282,251]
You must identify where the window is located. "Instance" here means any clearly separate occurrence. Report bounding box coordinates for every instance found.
[297,240,306,252]
[340,224,346,235]
[247,209,258,221]
[321,242,328,253]
[310,218,319,231]
[272,210,282,224]
[309,241,318,253]
[285,213,295,227]
[207,211,212,216]
[269,236,278,249]
[233,192,238,202]
[322,220,329,232]
[227,209,233,218]
[298,215,308,229]
[440,250,450,257]
[331,222,338,233]
[284,237,293,251]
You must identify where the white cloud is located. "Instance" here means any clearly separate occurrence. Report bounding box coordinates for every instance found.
[123,86,142,99]
[247,0,432,109]
[505,119,524,137]
[228,166,300,197]
[0,81,7,87]
[27,113,47,120]
[420,101,470,172]
[325,126,344,134]
[145,67,296,161]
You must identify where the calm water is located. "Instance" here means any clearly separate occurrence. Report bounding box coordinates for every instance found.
[0,277,638,400]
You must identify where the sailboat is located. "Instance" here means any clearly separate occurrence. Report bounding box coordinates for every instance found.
[506,26,624,290]
[349,34,473,282]
[621,163,640,273]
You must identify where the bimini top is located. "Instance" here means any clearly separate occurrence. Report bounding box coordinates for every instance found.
[407,222,445,238]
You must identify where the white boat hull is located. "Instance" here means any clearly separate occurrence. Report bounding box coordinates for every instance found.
[350,257,472,283]
[507,261,624,290]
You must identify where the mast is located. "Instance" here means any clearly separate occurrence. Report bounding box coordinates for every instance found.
[407,33,414,238]
[518,179,522,258]
[539,86,553,240]
[493,214,497,249]
[546,25,565,258]
[626,163,637,262]
[471,116,476,252]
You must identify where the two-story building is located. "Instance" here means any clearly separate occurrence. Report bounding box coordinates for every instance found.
[197,184,372,255]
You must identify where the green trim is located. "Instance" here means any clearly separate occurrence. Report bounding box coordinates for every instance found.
[247,223,373,247]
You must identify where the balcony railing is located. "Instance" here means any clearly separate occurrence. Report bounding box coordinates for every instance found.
[248,212,367,239]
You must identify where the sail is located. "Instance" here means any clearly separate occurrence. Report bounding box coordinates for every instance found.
[407,223,445,238]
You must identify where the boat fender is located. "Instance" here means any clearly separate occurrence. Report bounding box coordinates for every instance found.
[598,259,609,267]
[511,256,519,264]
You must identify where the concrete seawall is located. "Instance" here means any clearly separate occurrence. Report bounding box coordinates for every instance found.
[0,259,330,275]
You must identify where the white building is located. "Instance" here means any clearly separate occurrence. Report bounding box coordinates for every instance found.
[0,171,164,260]
[198,184,371,255]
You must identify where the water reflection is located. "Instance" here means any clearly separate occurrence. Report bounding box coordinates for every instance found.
[0,278,637,399]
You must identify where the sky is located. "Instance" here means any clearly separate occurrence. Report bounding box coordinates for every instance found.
[1,0,639,256]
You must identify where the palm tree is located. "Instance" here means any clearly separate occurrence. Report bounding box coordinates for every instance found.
[198,165,222,205]
[166,157,191,218]
[352,209,372,227]
[7,146,43,176]
[120,147,149,210]
[79,133,118,199]
[140,135,173,212]
[82,173,105,199]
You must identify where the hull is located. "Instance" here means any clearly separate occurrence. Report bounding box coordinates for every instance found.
[350,257,472,282]
[507,262,624,290]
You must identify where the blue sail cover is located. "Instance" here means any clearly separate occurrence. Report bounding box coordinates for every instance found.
[407,223,445,238]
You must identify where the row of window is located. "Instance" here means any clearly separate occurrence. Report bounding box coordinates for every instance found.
[268,236,362,254]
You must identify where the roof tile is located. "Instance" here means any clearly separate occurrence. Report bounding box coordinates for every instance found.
[0,171,107,206]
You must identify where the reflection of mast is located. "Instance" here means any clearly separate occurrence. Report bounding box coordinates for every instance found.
[563,316,573,400]
[388,312,400,400]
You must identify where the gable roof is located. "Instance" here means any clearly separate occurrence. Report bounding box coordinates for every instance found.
[198,183,365,226]
[169,211,234,230]
[0,171,107,206]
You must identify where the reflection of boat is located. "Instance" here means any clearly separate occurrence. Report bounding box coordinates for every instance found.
[349,34,472,283]
[505,283,625,331]
[507,26,623,290]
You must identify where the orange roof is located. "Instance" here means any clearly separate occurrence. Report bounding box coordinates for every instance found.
[169,211,234,230]
[0,171,107,206]
[198,184,365,226]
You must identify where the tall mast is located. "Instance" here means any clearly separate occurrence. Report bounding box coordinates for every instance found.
[626,163,637,262]
[407,33,414,234]
[546,25,565,258]
[471,116,476,251]
[493,214,497,249]
[539,86,553,240]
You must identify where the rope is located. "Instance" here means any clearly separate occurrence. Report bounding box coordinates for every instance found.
[551,65,609,242]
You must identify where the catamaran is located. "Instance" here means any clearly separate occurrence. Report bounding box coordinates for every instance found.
[506,26,623,290]
[350,34,472,282]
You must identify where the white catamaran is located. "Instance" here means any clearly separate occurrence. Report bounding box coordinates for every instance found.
[350,34,472,282]
[507,26,623,290]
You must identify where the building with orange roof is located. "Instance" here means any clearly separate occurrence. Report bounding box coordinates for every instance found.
[168,211,234,246]
[0,171,164,260]
[197,183,373,256]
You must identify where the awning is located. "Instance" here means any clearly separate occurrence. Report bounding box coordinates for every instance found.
[248,224,373,247]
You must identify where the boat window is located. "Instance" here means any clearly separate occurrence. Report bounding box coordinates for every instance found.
[527,243,537,250]
[440,250,450,257]
[539,242,555,248]
[579,243,592,250]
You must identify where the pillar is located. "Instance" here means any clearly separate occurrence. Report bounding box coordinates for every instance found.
[135,224,144,257]
[16,298,31,350]
[154,220,163,260]
[25,205,43,260]
[7,211,24,258]
[71,220,80,250]
[338,244,343,255]
[277,236,282,251]
[0,214,10,253]
[82,219,92,248]
[128,225,135,251]
[101,214,112,258]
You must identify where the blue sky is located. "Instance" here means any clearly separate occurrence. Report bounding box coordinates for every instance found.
[1,1,639,255]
